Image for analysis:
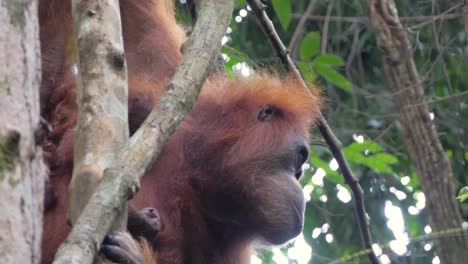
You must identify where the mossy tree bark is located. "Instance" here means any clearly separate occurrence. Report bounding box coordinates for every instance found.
[0,0,44,263]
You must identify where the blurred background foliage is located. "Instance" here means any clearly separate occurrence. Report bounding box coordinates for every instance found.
[177,0,468,263]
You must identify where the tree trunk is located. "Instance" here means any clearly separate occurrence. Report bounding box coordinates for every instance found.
[368,1,468,263]
[0,0,44,263]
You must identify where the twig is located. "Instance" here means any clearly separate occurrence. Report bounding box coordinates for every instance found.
[246,1,381,264]
[288,0,318,56]
[431,1,453,94]
[428,90,468,104]
[321,0,334,54]
[292,13,461,24]
[407,3,462,30]
[309,140,329,148]
[52,0,234,263]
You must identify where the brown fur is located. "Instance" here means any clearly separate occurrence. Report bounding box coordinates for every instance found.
[100,232,158,264]
[40,1,321,263]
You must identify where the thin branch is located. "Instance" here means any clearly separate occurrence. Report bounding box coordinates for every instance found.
[309,140,329,148]
[292,13,461,24]
[431,1,453,94]
[321,0,334,54]
[246,1,381,264]
[407,3,462,30]
[428,90,468,104]
[52,0,234,263]
[288,0,318,56]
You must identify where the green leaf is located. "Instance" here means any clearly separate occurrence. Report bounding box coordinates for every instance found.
[408,172,421,189]
[342,140,398,174]
[298,62,317,83]
[313,54,345,67]
[272,0,292,30]
[374,153,398,164]
[235,0,247,8]
[344,141,382,153]
[313,64,352,92]
[299,32,320,60]
[364,156,394,173]
[457,186,468,202]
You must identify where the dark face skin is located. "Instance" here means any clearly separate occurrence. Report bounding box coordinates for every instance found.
[200,141,308,245]
[189,103,310,246]
[252,144,308,245]
[101,98,313,264]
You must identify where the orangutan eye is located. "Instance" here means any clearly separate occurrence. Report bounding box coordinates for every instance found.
[258,105,277,122]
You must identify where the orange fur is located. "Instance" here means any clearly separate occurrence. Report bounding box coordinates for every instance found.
[40,1,322,264]
[100,232,158,264]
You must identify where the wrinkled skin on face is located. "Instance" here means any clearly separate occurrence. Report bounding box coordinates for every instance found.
[178,77,317,246]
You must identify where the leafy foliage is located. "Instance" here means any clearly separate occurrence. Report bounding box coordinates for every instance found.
[457,187,468,202]
[299,32,320,60]
[271,0,292,30]
[343,140,398,173]
[297,31,351,92]
[176,0,468,263]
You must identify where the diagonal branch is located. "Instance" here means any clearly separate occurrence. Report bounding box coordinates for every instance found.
[68,0,129,232]
[52,0,234,263]
[288,0,318,56]
[246,1,381,264]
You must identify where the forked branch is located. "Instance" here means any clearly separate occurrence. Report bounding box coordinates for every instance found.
[53,0,234,263]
